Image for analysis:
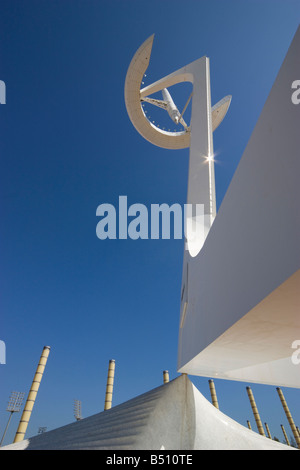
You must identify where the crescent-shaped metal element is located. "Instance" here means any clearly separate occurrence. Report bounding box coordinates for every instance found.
[124,35,231,150]
[124,35,188,149]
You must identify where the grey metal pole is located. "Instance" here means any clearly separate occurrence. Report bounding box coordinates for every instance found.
[0,412,13,447]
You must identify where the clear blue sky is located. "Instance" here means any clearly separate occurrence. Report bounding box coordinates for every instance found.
[0,0,299,446]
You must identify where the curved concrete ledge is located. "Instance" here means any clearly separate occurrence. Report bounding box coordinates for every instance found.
[1,375,293,450]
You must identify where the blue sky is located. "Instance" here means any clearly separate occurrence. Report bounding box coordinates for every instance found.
[0,0,299,446]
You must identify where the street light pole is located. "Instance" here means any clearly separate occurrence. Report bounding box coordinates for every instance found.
[0,391,25,447]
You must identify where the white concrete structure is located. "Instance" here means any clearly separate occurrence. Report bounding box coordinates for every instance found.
[0,375,292,450]
[178,26,300,387]
[125,29,300,389]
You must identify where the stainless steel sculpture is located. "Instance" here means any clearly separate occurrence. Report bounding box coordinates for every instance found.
[124,34,231,258]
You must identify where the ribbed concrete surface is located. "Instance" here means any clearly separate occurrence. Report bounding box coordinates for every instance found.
[1,375,293,450]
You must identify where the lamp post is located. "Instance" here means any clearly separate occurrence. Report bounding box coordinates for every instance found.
[74,400,82,421]
[38,427,47,434]
[0,391,25,446]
